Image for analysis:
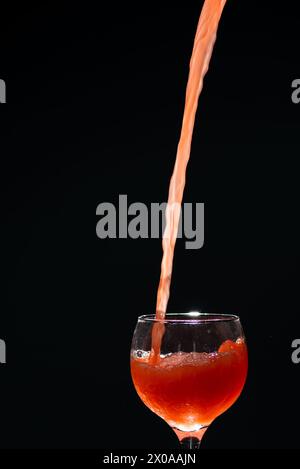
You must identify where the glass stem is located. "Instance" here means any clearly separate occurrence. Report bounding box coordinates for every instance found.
[173,427,208,450]
[180,436,202,449]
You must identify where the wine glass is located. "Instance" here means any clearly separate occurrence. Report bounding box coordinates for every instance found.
[130,312,248,449]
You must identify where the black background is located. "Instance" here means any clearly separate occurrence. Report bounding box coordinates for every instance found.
[0,0,300,449]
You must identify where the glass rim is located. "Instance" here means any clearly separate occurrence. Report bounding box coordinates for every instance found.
[138,312,240,325]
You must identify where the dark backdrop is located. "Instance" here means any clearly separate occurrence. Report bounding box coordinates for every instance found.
[0,0,300,449]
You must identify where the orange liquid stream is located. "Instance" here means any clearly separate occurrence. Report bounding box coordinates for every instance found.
[152,0,228,358]
[131,339,248,431]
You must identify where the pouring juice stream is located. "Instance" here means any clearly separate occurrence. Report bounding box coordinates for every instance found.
[152,0,228,359]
